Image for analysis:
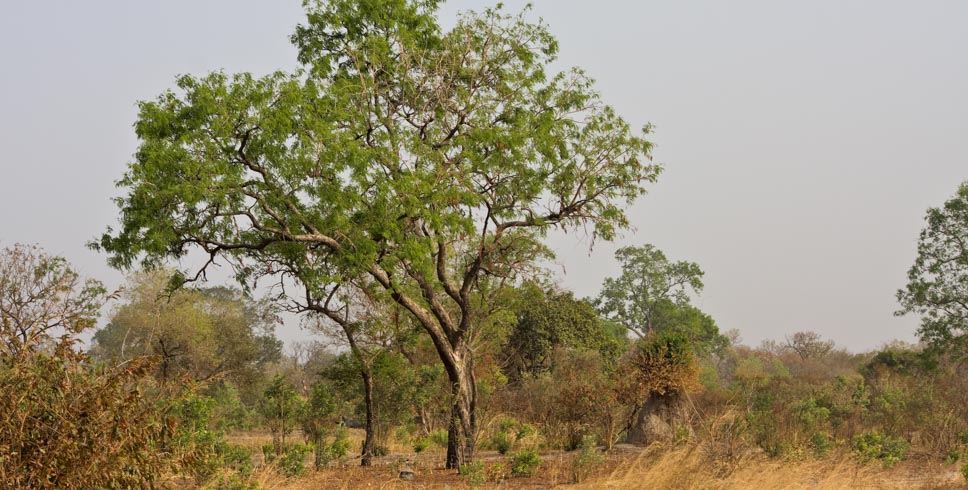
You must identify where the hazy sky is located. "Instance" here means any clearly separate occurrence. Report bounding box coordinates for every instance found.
[1,1,965,351]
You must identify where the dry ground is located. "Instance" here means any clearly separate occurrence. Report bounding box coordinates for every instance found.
[223,430,966,490]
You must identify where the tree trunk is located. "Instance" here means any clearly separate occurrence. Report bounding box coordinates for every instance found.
[626,390,690,446]
[443,351,477,470]
[360,367,376,466]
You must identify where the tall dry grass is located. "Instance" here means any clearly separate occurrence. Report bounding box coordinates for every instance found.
[221,429,965,489]
[577,444,963,490]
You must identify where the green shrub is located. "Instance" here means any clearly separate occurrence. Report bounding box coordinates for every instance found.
[571,435,605,483]
[261,444,276,463]
[328,425,351,460]
[413,437,430,453]
[961,463,968,482]
[212,472,261,490]
[489,417,535,454]
[460,461,487,487]
[429,429,449,448]
[277,443,311,478]
[946,447,965,464]
[491,431,512,454]
[510,448,543,477]
[218,443,254,478]
[958,428,968,445]
[810,432,834,458]
[852,431,908,468]
[517,423,536,440]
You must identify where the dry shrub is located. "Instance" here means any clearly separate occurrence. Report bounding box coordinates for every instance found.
[0,344,178,488]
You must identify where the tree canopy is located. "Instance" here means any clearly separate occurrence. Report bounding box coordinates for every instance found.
[595,244,709,341]
[503,282,624,381]
[896,182,968,355]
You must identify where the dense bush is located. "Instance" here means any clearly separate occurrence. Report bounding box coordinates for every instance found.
[0,348,178,488]
[852,431,909,467]
[510,448,543,477]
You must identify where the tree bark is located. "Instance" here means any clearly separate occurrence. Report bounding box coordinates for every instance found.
[360,367,376,466]
[443,350,477,470]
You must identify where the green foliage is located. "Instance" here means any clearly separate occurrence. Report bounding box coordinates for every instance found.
[896,182,968,356]
[460,461,487,487]
[328,425,351,461]
[323,349,426,452]
[264,442,310,478]
[503,282,622,381]
[571,435,605,483]
[852,431,909,468]
[301,380,339,469]
[861,348,929,377]
[510,448,543,477]
[428,429,449,448]
[210,383,256,432]
[278,444,311,478]
[491,431,512,455]
[261,375,305,455]
[218,444,255,478]
[167,393,256,484]
[488,417,534,454]
[961,463,968,482]
[595,245,714,343]
[412,437,429,453]
[168,394,223,482]
[91,271,282,387]
[809,432,834,457]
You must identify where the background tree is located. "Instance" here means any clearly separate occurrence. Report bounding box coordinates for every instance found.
[785,331,835,360]
[502,281,624,382]
[0,243,106,359]
[595,244,705,340]
[301,380,338,470]
[94,0,658,468]
[92,270,283,392]
[896,182,968,356]
[594,244,720,446]
[261,374,304,455]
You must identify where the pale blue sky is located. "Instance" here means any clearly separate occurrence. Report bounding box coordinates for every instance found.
[1,1,965,350]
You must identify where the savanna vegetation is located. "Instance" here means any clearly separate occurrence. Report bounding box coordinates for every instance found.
[1,1,966,488]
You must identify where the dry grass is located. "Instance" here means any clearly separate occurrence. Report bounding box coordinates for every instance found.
[218,431,965,489]
[576,444,964,490]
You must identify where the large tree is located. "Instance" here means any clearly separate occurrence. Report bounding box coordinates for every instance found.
[896,182,968,355]
[94,0,658,467]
